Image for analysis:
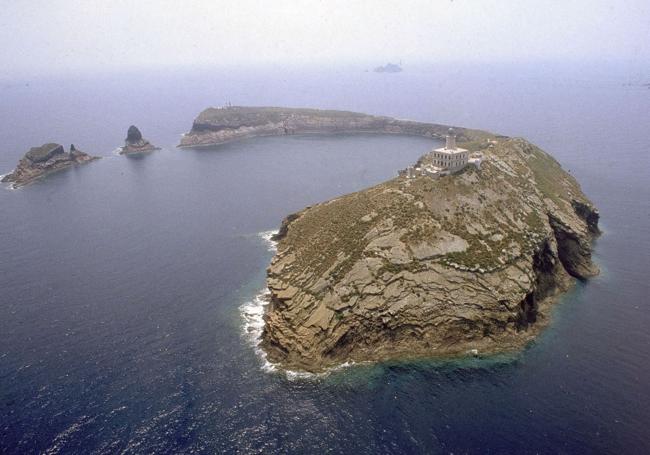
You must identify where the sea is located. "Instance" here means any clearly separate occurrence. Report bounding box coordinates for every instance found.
[0,63,649,453]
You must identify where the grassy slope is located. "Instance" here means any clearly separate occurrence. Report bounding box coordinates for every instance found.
[277,137,591,289]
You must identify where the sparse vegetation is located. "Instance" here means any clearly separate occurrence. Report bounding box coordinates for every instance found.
[276,137,593,279]
[264,135,600,372]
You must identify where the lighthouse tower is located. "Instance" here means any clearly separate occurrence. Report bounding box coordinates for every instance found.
[445,127,457,150]
[429,127,469,172]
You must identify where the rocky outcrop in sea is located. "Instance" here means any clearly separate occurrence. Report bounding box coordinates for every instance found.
[374,63,403,73]
[260,137,600,372]
[120,125,159,154]
[2,143,99,188]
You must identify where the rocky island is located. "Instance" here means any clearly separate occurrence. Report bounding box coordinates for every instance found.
[178,106,486,148]
[261,130,600,373]
[374,62,403,73]
[120,125,159,154]
[2,143,99,188]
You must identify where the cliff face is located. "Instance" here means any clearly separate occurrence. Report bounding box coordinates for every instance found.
[2,144,99,188]
[120,125,159,154]
[261,137,599,372]
[179,106,490,147]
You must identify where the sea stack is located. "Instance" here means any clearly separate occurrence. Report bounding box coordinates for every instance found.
[120,125,159,154]
[261,135,600,373]
[2,143,99,188]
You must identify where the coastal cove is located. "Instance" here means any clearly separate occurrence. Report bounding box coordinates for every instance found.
[1,65,649,453]
[3,105,602,374]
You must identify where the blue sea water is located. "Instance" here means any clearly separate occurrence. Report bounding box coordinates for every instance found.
[0,64,649,453]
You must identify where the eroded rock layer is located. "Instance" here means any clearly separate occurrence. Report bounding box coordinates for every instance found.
[261,137,599,372]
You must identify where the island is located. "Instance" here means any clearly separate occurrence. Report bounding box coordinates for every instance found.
[178,106,488,148]
[374,62,403,73]
[120,125,159,154]
[2,143,99,188]
[260,128,600,373]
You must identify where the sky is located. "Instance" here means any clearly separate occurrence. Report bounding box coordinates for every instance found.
[1,0,649,77]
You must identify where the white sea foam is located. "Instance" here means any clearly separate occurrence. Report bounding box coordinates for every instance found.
[239,231,354,381]
[240,288,357,380]
[236,230,281,372]
[0,173,17,190]
[258,229,279,252]
[284,360,358,381]
[240,230,359,380]
[239,289,277,373]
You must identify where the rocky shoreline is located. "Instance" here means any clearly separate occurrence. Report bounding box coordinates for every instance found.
[178,106,491,148]
[260,136,600,373]
[1,143,99,188]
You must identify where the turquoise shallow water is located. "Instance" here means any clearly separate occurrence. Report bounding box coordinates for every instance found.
[0,65,649,453]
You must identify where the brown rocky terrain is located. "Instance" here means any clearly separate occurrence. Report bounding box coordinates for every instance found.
[2,143,99,188]
[261,136,600,373]
[178,106,491,148]
[120,125,159,154]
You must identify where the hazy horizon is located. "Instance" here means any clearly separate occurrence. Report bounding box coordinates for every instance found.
[2,0,649,79]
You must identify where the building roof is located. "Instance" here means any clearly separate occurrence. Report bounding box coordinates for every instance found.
[433,146,468,154]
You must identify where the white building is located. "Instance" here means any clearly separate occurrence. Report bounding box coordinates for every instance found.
[468,155,483,169]
[429,128,469,172]
[400,128,483,179]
